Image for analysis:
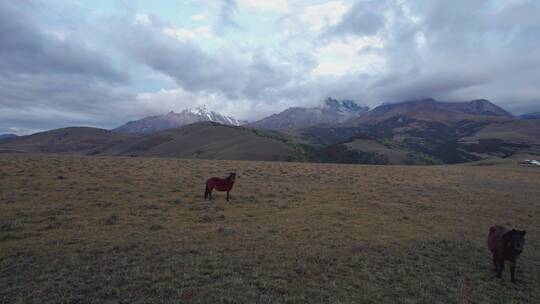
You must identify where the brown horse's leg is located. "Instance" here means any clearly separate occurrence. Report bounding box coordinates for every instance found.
[226,191,229,201]
[510,260,516,283]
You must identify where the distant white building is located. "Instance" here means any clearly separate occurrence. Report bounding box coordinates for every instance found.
[519,159,540,167]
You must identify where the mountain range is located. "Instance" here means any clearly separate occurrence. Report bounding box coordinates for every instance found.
[1,98,539,165]
[299,99,538,164]
[114,106,246,134]
[347,98,513,125]
[248,97,369,130]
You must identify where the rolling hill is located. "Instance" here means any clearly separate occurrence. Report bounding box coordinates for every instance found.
[116,122,298,161]
[520,111,540,120]
[0,127,140,155]
[0,123,301,161]
[0,134,17,142]
[0,133,17,140]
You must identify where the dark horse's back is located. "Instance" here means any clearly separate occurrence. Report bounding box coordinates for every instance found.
[206,177,234,191]
[488,225,507,253]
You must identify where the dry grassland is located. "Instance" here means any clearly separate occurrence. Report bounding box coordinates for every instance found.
[1,154,539,303]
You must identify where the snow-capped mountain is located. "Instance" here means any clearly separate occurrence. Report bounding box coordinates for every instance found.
[248,97,369,130]
[113,106,247,134]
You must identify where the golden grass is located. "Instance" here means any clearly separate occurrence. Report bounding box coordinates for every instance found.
[1,154,539,303]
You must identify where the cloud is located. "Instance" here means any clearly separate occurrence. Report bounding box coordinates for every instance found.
[215,0,243,34]
[0,1,131,134]
[134,88,281,121]
[2,0,540,134]
[0,1,126,82]
[297,1,349,33]
[237,0,289,12]
[191,14,207,21]
[105,14,306,102]
[320,0,540,111]
[0,72,135,133]
[327,1,386,37]
[370,69,492,101]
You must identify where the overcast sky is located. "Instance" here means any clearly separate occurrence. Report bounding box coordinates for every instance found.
[1,0,540,134]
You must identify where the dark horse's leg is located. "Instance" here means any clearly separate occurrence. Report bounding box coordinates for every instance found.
[492,254,497,271]
[510,260,516,283]
[496,259,504,279]
[226,191,229,202]
[207,186,212,201]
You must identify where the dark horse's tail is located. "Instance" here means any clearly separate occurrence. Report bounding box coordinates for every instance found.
[204,183,209,199]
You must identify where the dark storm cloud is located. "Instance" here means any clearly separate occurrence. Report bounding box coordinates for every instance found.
[328,1,386,37]
[327,0,540,113]
[2,0,540,134]
[0,72,135,134]
[0,1,125,81]
[0,1,132,134]
[370,69,492,102]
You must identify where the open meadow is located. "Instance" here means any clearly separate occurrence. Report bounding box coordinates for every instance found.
[1,154,539,303]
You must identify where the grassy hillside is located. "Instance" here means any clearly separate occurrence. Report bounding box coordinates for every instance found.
[0,123,302,162]
[118,122,298,161]
[2,119,538,165]
[298,116,540,165]
[0,127,140,155]
[1,154,539,303]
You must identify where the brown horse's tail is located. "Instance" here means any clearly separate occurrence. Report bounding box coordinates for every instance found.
[204,183,209,199]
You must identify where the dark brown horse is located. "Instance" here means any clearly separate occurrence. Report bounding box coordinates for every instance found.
[487,225,526,282]
[204,173,236,201]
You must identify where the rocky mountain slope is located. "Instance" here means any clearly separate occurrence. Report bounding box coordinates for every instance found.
[347,98,513,126]
[249,97,368,130]
[299,99,538,164]
[114,106,246,134]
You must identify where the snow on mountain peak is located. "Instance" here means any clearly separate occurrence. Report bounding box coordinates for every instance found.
[114,106,246,134]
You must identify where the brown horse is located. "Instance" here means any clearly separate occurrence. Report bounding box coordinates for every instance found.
[204,173,236,201]
[487,225,526,282]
